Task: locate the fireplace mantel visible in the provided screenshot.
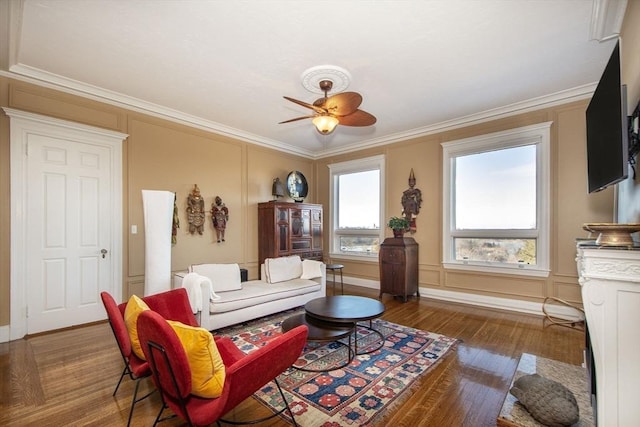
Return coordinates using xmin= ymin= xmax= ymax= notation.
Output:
xmin=576 ymin=242 xmax=640 ymax=426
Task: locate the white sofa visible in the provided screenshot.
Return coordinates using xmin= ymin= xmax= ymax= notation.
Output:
xmin=177 ymin=256 xmax=326 ymax=331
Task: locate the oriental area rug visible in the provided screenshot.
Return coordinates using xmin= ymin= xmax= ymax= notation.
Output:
xmin=216 ymin=307 xmax=458 ymax=426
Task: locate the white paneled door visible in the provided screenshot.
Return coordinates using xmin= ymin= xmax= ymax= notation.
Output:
xmin=26 ymin=135 xmax=113 ymax=333
xmin=6 ymin=108 xmax=125 ymax=338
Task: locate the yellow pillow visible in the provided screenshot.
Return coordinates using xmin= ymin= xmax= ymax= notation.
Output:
xmin=167 ymin=321 xmax=226 ymax=398
xmin=124 ymin=295 xmax=150 ymax=360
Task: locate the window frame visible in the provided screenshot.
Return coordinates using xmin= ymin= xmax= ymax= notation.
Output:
xmin=328 ymin=155 xmax=385 ymax=261
xmin=441 ymin=122 xmax=552 ymax=277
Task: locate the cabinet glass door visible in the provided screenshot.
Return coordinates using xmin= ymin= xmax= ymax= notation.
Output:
xmin=291 ymin=210 xmax=302 ymax=236
xmin=278 ymin=224 xmax=289 ymax=252
xmin=302 ymin=210 xmax=311 ymax=236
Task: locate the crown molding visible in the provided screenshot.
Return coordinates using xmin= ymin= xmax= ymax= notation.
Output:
xmin=1 ymin=65 xmax=315 ymax=158
xmin=0 ymin=0 xmax=623 ymax=160
xmin=590 ymin=0 xmax=628 ymax=42
xmin=0 ymin=0 xmax=23 ymax=71
xmin=3 ymin=65 xmax=595 ymax=161
xmin=315 ymin=83 xmax=595 ymax=158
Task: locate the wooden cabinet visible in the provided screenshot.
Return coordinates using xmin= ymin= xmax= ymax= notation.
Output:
xmin=379 ymin=237 xmax=419 ymax=302
xmin=258 ymin=201 xmax=323 ymax=271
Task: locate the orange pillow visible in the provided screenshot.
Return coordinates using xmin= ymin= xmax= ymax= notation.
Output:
xmin=167 ymin=321 xmax=226 ymax=398
xmin=124 ymin=295 xmax=150 ymax=360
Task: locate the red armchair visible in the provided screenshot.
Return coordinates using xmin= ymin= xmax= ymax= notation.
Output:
xmin=137 ymin=309 xmax=308 ymax=427
xmin=101 ymin=288 xmax=200 ymax=426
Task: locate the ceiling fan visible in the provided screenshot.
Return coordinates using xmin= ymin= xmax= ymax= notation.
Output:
xmin=279 ymin=79 xmax=376 ymax=135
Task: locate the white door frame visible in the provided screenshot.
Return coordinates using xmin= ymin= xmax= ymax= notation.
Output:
xmin=4 ymin=107 xmax=126 ymax=340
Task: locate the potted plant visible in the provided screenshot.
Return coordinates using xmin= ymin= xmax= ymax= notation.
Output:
xmin=387 ymin=216 xmax=409 ymax=238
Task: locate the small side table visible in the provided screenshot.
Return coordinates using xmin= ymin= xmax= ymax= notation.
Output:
xmin=326 ymin=264 xmax=344 ymax=295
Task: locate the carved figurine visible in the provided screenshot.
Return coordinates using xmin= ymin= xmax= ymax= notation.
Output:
xmin=401 ymin=169 xmax=422 ymax=233
xmin=211 ymin=196 xmax=229 ymax=243
xmin=186 ymin=184 xmax=205 ymax=235
xmin=172 ymin=192 xmax=179 ymax=244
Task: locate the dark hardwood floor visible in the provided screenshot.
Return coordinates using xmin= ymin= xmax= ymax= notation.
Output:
xmin=0 ymin=285 xmax=585 ymax=426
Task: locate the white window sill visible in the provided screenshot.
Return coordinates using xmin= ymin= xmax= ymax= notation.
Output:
xmin=442 ymin=262 xmax=550 ymax=278
xmin=329 ymin=252 xmax=379 ymax=263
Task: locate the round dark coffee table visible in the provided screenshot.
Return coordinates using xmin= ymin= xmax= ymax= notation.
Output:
xmin=305 ymin=295 xmax=386 ymax=355
xmin=281 ymin=313 xmax=355 ymax=371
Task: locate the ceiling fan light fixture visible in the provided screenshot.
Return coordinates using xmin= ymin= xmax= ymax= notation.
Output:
xmin=312 ymin=115 xmax=339 ymax=135
xmin=281 ymin=67 xmax=375 ymax=133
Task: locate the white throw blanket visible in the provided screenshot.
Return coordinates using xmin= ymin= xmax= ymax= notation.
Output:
xmin=181 ymin=272 xmax=221 ymax=313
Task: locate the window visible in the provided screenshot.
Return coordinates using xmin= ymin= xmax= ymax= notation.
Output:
xmin=329 ymin=155 xmax=385 ymax=259
xmin=442 ymin=122 xmax=551 ymax=276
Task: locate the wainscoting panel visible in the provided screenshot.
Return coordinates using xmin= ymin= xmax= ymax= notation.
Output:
xmin=444 ymin=270 xmax=546 ymax=299
xmin=419 ymin=266 xmax=441 ymax=287
xmin=552 ymin=279 xmax=583 ymax=304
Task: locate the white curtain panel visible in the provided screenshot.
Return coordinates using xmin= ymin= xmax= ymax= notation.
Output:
xmin=142 ymin=190 xmax=175 ymax=296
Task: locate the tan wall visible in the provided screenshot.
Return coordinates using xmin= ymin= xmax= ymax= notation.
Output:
xmin=0 ymin=78 xmax=313 ymax=326
xmin=316 ymin=102 xmax=613 ymax=305
xmin=0 ymin=80 xmax=616 ymax=328
xmin=4 ymin=4 xmax=639 ymax=327
xmin=618 ymin=1 xmax=640 ymax=224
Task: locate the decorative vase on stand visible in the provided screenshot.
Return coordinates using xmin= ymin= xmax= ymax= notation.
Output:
xmin=393 ymin=229 xmax=405 ymax=238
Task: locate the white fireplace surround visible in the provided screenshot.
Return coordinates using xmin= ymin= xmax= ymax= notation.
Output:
xmin=576 ymin=243 xmax=640 ymax=427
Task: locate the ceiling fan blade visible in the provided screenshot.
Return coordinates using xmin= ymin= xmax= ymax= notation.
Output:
xmin=325 ymin=92 xmax=363 ymax=116
xmin=278 ymin=115 xmax=315 ymax=124
xmin=283 ymin=96 xmax=326 ymax=114
xmin=337 ymin=109 xmax=377 ymax=126
xmin=313 ymin=97 xmax=328 ymax=108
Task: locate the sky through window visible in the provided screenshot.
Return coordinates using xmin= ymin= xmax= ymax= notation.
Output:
xmin=338 ymin=170 xmax=380 ymax=229
xmin=455 ymin=144 xmax=536 ymax=230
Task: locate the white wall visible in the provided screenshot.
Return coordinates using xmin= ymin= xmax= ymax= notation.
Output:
xmin=617 ymin=2 xmax=640 ymax=227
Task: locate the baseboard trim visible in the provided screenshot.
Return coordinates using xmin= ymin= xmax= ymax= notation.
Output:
xmin=344 ymin=275 xmax=584 ymax=322
xmin=0 ymin=325 xmax=10 ymax=343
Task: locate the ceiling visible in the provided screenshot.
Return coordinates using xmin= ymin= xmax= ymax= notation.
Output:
xmin=0 ymin=0 xmax=628 ymax=158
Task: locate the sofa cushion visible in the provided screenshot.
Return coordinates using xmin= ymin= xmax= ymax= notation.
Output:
xmin=124 ymin=295 xmax=150 ymax=360
xmin=208 ymin=278 xmax=320 ymax=314
xmin=167 ymin=320 xmax=226 ymax=398
xmin=190 ymin=263 xmax=242 ymax=292
xmin=300 ymin=259 xmax=323 ymax=279
xmin=264 ymin=256 xmax=302 ymax=283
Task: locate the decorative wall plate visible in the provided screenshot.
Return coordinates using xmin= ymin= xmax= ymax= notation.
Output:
xmin=583 ymin=223 xmax=640 ymax=246
xmin=286 ymin=171 xmax=308 ymax=202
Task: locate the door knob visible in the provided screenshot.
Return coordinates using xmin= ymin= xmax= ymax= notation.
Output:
xmin=101 ymin=249 xmax=108 ymax=259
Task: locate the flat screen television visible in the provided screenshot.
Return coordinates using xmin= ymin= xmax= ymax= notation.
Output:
xmin=586 ymin=40 xmax=629 ymax=193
